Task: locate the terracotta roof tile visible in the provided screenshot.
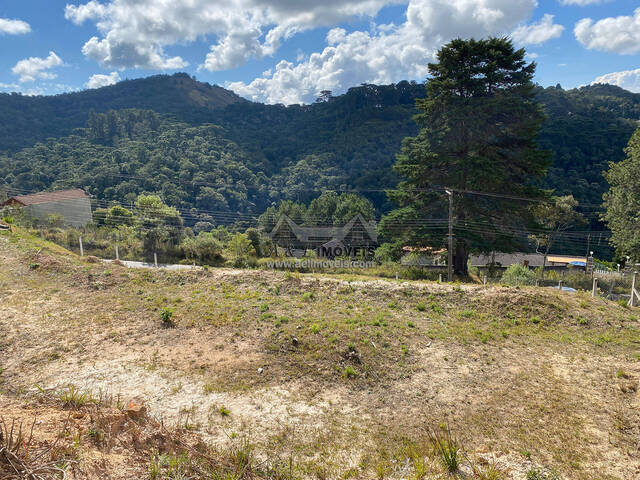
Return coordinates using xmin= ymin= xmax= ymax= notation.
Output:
xmin=5 ymin=189 xmax=89 ymax=206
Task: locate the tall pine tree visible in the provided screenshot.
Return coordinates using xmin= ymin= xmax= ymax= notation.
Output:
xmin=381 ymin=37 xmax=550 ymax=274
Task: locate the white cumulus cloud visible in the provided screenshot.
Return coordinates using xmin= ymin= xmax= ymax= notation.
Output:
xmin=64 ymin=0 xmax=397 ymax=70
xmin=559 ymin=0 xmax=601 ymax=5
xmin=0 ymin=18 xmax=31 ymax=35
xmin=86 ymin=71 xmax=121 ymax=89
xmin=12 ymin=52 xmax=64 ymax=83
xmin=229 ymin=0 xmax=538 ymax=104
xmin=592 ymin=68 xmax=640 ymax=93
xmin=575 ymin=7 xmax=640 ymax=55
xmin=511 ymin=14 xmax=564 ymax=45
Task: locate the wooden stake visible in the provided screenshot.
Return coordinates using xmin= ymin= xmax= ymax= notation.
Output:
xmin=79 ymin=236 xmax=84 ymax=257
xmin=629 ymin=272 xmax=638 ymax=307
xmin=154 ymin=252 xmax=158 ymax=268
xmin=592 ymin=277 xmax=598 ymax=297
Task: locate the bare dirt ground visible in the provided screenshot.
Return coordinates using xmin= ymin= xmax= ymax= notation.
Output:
xmin=1 ymin=231 xmax=639 ymax=479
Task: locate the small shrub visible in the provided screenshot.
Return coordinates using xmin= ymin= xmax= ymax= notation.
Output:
xmin=416 ymin=302 xmax=426 ymax=312
xmin=219 ymin=405 xmax=230 ymax=417
xmin=160 ymin=307 xmax=175 ymax=328
xmin=501 ymin=264 xmax=537 ymax=287
xmin=343 ymin=366 xmax=357 ymax=378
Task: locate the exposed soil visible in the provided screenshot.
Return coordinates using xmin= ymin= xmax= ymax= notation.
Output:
xmin=1 ymin=232 xmax=639 ymax=479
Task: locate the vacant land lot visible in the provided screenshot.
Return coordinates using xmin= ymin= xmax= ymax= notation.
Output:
xmin=1 ymin=230 xmax=639 ymax=479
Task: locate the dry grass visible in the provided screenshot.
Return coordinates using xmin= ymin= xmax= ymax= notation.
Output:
xmin=1 ymin=229 xmax=639 ymax=479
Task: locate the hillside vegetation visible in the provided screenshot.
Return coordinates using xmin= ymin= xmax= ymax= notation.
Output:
xmin=1 ymin=228 xmax=639 ymax=479
xmin=1 ymin=74 xmax=640 ymax=214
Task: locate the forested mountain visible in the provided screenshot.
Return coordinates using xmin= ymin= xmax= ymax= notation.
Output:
xmin=0 ymin=73 xmax=243 ymax=152
xmin=1 ymin=73 xmax=639 ymax=218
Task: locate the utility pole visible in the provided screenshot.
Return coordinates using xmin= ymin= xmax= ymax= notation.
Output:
xmin=446 ymin=189 xmax=453 ymax=282
xmin=585 ymin=234 xmax=591 ymax=259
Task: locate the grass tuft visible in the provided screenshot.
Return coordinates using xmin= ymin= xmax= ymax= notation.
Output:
xmin=428 ymin=425 xmax=460 ymax=472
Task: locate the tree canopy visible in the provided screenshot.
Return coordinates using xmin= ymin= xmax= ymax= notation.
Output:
xmin=602 ymin=126 xmax=640 ymax=262
xmin=381 ymin=37 xmax=550 ymax=273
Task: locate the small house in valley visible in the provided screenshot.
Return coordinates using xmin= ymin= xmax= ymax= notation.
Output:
xmin=2 ymin=189 xmax=92 ymax=227
xmin=470 ymin=252 xmax=589 ymax=271
xmin=270 ymin=214 xmax=378 ymax=257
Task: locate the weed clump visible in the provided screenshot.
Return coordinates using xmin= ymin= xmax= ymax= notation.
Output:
xmin=59 ymin=385 xmax=92 ymax=408
xmin=160 ymin=307 xmax=175 ymax=328
xmin=428 ymin=425 xmax=459 ymax=472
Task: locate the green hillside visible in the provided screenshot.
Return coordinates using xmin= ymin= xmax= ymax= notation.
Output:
xmin=1 ymin=73 xmax=639 ymax=215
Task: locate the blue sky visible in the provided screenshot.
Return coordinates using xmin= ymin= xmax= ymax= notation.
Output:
xmin=1 ymin=0 xmax=639 ymax=103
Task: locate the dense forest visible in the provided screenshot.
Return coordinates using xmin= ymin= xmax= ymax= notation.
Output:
xmin=1 ymin=73 xmax=639 ymax=220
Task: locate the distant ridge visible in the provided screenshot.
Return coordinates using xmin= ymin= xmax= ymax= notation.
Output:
xmin=0 ymin=73 xmax=245 ymax=151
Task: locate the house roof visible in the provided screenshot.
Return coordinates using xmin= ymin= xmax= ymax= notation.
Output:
xmin=3 ymin=189 xmax=89 ymax=206
xmin=270 ymin=214 xmax=377 ymax=243
xmin=402 ymin=246 xmax=447 ymax=254
xmin=471 ymin=252 xmax=587 ymax=267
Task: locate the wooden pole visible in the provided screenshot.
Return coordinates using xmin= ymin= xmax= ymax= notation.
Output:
xmin=558 ymin=279 xmax=563 ymax=291
xmin=115 ymin=244 xmax=119 ymax=261
xmin=629 ymin=272 xmax=638 ymax=307
xmin=154 ymin=252 xmax=158 ymax=268
xmin=446 ymin=189 xmax=453 ymax=282
xmin=592 ymin=277 xmax=598 ymax=297
xmin=79 ymin=236 xmax=84 ymax=257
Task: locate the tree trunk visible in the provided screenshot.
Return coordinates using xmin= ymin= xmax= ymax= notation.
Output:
xmin=454 ymin=241 xmax=469 ymax=275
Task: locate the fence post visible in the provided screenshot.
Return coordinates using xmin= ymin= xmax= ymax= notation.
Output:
xmin=154 ymin=252 xmax=158 ymax=268
xmin=79 ymin=236 xmax=84 ymax=257
xmin=439 ymin=273 xmax=442 ymax=283
xmin=629 ymin=272 xmax=638 ymax=307
xmin=115 ymin=244 xmax=119 ymax=261
xmin=592 ymin=277 xmax=598 ymax=297
xmin=558 ymin=279 xmax=563 ymax=291
xmin=483 ymin=274 xmax=487 ymax=286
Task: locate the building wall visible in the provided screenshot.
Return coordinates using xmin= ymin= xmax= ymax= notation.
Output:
xmin=26 ymin=197 xmax=92 ymax=227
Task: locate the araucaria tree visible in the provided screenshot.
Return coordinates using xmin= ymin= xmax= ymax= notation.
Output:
xmin=602 ymin=127 xmax=640 ymax=262
xmin=381 ymin=37 xmax=550 ymax=274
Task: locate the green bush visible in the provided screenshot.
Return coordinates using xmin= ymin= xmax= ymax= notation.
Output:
xmin=226 ymin=233 xmax=257 ymax=268
xmin=160 ymin=307 xmax=175 ymax=328
xmin=181 ymin=232 xmax=226 ymax=266
xmin=501 ymin=264 xmax=537 ymax=286
xmin=374 ymin=242 xmax=403 ymax=263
